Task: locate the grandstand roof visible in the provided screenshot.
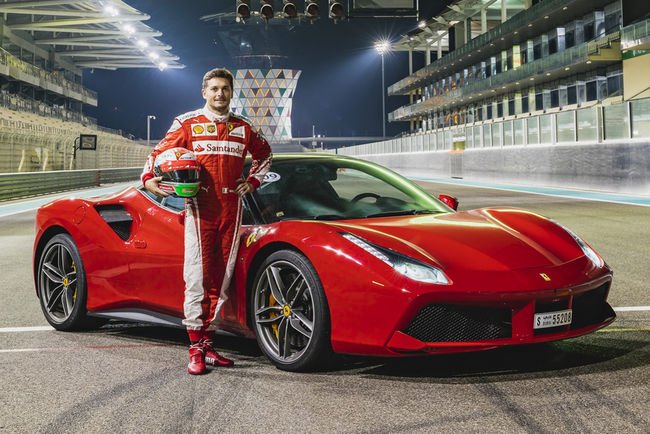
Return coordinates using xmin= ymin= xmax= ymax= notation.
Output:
xmin=393 ymin=0 xmax=527 ymax=53
xmin=0 ymin=0 xmax=183 ymax=70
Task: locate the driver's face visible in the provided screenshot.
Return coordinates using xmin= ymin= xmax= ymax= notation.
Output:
xmin=202 ymin=77 xmax=232 ymax=115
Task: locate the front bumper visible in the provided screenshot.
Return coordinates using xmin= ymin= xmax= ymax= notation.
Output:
xmin=385 ymin=279 xmax=616 ymax=354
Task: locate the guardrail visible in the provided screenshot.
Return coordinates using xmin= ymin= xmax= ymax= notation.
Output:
xmin=0 ymin=167 xmax=141 ymax=202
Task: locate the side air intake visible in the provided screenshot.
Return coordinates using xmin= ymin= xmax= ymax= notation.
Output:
xmin=95 ymin=205 xmax=133 ymax=241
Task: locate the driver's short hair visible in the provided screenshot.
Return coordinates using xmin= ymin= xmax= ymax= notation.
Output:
xmin=202 ymin=68 xmax=234 ymax=90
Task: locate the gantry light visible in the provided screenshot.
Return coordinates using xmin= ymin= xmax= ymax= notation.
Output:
xmin=305 ymin=0 xmax=319 ymax=19
xmin=236 ymin=0 xmax=251 ymax=20
xmin=328 ymin=0 xmax=344 ymax=20
xmin=260 ymin=0 xmax=274 ymax=19
xmin=283 ymin=1 xmax=297 ymax=18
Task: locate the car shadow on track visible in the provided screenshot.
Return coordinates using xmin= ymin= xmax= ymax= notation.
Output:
xmin=84 ymin=322 xmax=648 ymax=380
xmin=88 ymin=321 xmax=264 ymax=356
xmin=337 ymin=331 xmax=650 ymax=383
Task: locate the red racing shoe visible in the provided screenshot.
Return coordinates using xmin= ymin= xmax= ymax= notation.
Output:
xmin=187 ymin=342 xmax=206 ymax=375
xmin=202 ymin=339 xmax=234 ymax=367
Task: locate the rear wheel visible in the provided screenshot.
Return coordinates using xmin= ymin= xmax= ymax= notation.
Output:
xmin=37 ymin=233 xmax=97 ymax=331
xmin=250 ymin=250 xmax=333 ymax=371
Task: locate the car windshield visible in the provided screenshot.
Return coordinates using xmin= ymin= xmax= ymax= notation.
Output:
xmin=249 ymin=157 xmax=450 ymax=223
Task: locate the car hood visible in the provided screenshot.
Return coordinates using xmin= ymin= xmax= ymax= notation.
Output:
xmin=326 ymin=207 xmax=585 ymax=271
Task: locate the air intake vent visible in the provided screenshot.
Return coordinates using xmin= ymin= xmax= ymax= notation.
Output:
xmin=404 ymin=304 xmax=511 ymax=342
xmin=95 ymin=205 xmax=133 ymax=241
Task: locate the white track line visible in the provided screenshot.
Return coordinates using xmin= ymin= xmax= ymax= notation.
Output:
xmin=0 ymin=326 xmax=54 ymax=333
xmin=613 ymin=306 xmax=650 ymax=312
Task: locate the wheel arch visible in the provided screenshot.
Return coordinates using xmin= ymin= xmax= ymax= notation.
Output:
xmin=244 ymin=241 xmax=320 ymax=330
xmin=33 ymin=225 xmax=71 ymax=295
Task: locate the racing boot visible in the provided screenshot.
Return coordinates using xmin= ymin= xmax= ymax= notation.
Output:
xmin=187 ymin=342 xmax=206 ymax=375
xmin=202 ymin=339 xmax=234 ymax=367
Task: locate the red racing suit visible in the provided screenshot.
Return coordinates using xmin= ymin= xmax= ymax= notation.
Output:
xmin=142 ymin=106 xmax=272 ymax=341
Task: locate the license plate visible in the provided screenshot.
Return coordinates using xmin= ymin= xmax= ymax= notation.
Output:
xmin=534 ymin=309 xmax=572 ymax=329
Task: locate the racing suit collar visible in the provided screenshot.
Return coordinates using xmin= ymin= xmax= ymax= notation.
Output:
xmin=202 ymin=105 xmax=230 ymax=123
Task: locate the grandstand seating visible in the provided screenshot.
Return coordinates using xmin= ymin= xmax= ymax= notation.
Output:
xmin=0 ymin=96 xmax=150 ymax=173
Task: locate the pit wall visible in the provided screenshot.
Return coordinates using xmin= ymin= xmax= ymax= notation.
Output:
xmin=343 ymin=141 xmax=650 ymax=196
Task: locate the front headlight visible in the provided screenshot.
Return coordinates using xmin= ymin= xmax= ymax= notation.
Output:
xmin=557 ymin=224 xmax=604 ymax=268
xmin=341 ymin=233 xmax=450 ymax=284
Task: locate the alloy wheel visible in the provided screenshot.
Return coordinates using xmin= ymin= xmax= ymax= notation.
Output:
xmin=253 ymin=260 xmax=315 ymax=363
xmin=39 ymin=242 xmax=78 ymax=324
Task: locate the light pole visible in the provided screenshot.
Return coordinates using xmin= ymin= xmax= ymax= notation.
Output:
xmin=146 ymin=114 xmax=156 ymax=147
xmin=374 ymin=40 xmax=391 ymax=138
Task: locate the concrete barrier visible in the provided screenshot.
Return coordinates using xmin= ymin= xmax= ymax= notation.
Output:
xmin=353 ymin=141 xmax=650 ymax=196
xmin=0 ymin=167 xmax=141 ymax=202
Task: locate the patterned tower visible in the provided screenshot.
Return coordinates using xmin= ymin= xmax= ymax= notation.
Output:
xmin=231 ymin=69 xmax=301 ymax=143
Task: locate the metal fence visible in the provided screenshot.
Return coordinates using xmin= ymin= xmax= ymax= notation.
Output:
xmin=0 ymin=168 xmax=141 ymax=202
xmin=340 ymin=96 xmax=650 ymax=156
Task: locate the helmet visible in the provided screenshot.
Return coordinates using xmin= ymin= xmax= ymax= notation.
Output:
xmin=153 ymin=148 xmax=200 ymax=197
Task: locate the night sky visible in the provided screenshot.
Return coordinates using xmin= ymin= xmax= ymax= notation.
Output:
xmin=84 ymin=1 xmax=448 ymax=141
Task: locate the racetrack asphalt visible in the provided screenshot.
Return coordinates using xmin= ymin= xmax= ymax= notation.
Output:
xmin=1 ymin=181 xmax=648 ymax=433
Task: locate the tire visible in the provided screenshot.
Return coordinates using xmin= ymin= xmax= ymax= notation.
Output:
xmin=250 ymin=249 xmax=334 ymax=371
xmin=37 ymin=233 xmax=97 ymax=331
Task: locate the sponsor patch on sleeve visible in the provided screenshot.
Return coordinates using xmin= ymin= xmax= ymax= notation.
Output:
xmin=229 ymin=125 xmax=246 ymax=139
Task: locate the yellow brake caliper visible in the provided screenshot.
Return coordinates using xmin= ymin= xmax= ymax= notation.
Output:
xmin=71 ymin=261 xmax=77 ymax=302
xmin=269 ymin=292 xmax=279 ymax=338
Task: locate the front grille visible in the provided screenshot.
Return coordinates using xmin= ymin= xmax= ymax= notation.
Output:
xmin=404 ymin=304 xmax=511 ymax=342
xmin=571 ymin=283 xmax=615 ymax=329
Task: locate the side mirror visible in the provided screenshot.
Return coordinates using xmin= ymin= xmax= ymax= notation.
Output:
xmin=178 ymin=210 xmax=186 ymax=225
xmin=438 ymin=194 xmax=459 ymax=211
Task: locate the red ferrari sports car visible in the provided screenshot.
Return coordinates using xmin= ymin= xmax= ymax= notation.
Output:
xmin=33 ymin=154 xmax=615 ymax=371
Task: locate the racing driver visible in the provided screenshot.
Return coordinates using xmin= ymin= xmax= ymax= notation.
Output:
xmin=142 ymin=68 xmax=272 ymax=375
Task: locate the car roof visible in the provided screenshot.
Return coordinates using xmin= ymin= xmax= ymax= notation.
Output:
xmin=247 ymin=153 xmax=356 ymax=164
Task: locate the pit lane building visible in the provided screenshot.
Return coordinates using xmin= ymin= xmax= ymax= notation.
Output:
xmin=341 ymin=0 xmax=650 ymax=194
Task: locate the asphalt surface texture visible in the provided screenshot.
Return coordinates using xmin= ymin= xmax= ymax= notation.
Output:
xmin=1 ymin=182 xmax=648 ymax=434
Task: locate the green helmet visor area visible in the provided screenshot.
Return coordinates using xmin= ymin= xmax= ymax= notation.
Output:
xmin=160 ymin=181 xmax=200 ymax=198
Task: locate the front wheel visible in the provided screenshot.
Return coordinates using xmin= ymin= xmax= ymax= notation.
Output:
xmin=250 ymin=249 xmax=333 ymax=371
xmin=37 ymin=233 xmax=95 ymax=331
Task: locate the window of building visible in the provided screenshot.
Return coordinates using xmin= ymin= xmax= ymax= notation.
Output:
xmin=568 ymin=85 xmax=577 ymax=105
xmin=527 ymin=117 xmax=540 ymax=144
xmin=604 ymin=103 xmax=629 ymax=140
xmin=631 ymin=99 xmax=650 ymax=138
xmin=607 ymin=72 xmax=623 ymax=97
xmin=586 ymin=80 xmax=598 ymax=101
xmin=535 ymin=92 xmax=544 ymax=111
xmin=522 ymin=94 xmax=529 ymax=113
xmin=551 ymin=89 xmax=560 ymax=108
xmin=483 ymin=124 xmax=492 ymax=146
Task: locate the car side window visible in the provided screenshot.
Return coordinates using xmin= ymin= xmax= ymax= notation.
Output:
xmin=162 ymin=196 xmax=185 ymax=212
xmin=141 ymin=188 xmax=163 ymax=205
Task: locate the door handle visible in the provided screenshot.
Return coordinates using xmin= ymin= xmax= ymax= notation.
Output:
xmin=133 ymin=239 xmax=147 ymax=249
